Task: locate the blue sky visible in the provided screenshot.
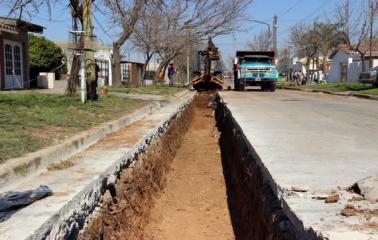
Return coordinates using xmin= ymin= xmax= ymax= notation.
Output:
xmin=0 ymin=0 xmax=353 ymax=62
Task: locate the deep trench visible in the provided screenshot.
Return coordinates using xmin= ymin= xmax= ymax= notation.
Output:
xmin=78 ymin=92 xmax=317 ymax=240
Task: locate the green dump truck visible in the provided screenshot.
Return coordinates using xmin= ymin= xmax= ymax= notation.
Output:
xmin=233 ymin=51 xmax=278 ymax=91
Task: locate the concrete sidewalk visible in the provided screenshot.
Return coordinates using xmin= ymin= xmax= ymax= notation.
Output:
xmin=0 ymin=91 xmax=195 ymax=240
xmin=219 ymin=90 xmax=378 ymax=240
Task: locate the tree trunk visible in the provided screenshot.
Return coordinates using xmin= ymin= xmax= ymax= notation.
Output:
xmin=154 ymin=62 xmax=170 ymax=85
xmin=112 ymin=43 xmax=123 ymax=87
xmin=142 ymin=53 xmax=154 ymax=83
xmin=83 ymin=0 xmax=97 ymax=101
xmin=360 ymin=53 xmax=366 ymax=72
xmin=66 ymin=55 xmax=80 ymax=96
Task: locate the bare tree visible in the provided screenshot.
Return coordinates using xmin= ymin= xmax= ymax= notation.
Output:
xmin=133 ymin=0 xmax=252 ymax=83
xmin=289 ymin=23 xmax=317 ymax=80
xmin=334 ymin=0 xmax=378 ymax=71
xmin=0 ymin=0 xmax=55 ymax=18
xmin=278 ymin=47 xmax=290 ymax=75
xmin=132 ymin=5 xmax=160 ymax=81
xmin=290 ymin=21 xmax=344 ymax=82
xmin=66 ymin=0 xmax=83 ymax=96
xmin=101 ymin=0 xmax=148 ymax=87
xmin=247 ymin=30 xmax=271 ymax=51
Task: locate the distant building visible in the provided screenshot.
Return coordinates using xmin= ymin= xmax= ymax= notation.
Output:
xmin=327 ymin=44 xmax=378 ymax=83
xmin=56 ymin=41 xmax=145 ymax=87
xmin=0 ymin=17 xmax=43 ymax=90
xmin=289 ymin=56 xmax=330 ymax=81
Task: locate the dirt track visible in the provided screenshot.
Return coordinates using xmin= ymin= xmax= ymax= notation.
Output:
xmin=143 ymin=94 xmax=234 ymax=239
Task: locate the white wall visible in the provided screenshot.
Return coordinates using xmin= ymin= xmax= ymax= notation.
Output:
xmin=367 ymin=59 xmax=378 ymax=69
xmin=327 ymin=51 xmax=348 ymax=83
xmin=326 ymin=51 xmax=368 ymax=83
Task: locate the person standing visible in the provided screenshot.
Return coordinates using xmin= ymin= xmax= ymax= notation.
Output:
xmin=167 ymin=62 xmax=175 ymax=87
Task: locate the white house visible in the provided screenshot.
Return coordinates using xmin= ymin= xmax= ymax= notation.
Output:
xmin=327 ymin=44 xmax=378 ymax=83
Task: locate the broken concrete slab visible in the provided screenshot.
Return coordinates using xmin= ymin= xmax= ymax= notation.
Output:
xmin=349 ymin=175 xmax=378 ymax=202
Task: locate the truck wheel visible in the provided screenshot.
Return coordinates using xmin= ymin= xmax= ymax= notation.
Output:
xmin=239 ymin=81 xmax=245 ymax=91
xmin=270 ymin=82 xmax=276 ymax=92
xmin=261 ymin=82 xmax=266 ymax=92
xmin=234 ymin=80 xmax=239 ymax=91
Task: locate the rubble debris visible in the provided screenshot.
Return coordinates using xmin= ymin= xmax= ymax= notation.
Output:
xmin=291 ymin=185 xmax=309 ymax=192
xmin=341 ymin=208 xmax=356 ymax=217
xmin=348 ymin=196 xmax=365 ymax=202
xmin=0 ymin=185 xmax=52 ymax=222
xmin=348 ymin=175 xmax=378 ymax=202
xmin=325 ymin=194 xmax=340 ymax=203
xmin=341 ymin=204 xmax=356 ymax=217
xmin=312 ymin=194 xmax=328 ymax=200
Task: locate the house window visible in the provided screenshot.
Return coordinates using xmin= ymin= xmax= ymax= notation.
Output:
xmin=13 ymin=45 xmax=21 ymax=75
xmin=5 ymin=44 xmax=13 ymax=75
xmin=4 ymin=41 xmax=23 ymax=89
xmin=95 ymin=59 xmax=109 ymax=85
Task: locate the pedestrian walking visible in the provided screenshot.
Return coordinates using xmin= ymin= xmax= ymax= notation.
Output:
xmin=297 ymin=70 xmax=303 ymax=86
xmin=167 ymin=62 xmax=176 ymax=87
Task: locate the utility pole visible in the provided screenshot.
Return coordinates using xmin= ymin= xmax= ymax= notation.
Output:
xmin=187 ymin=47 xmax=190 ymax=85
xmin=369 ymin=0 xmax=374 ymax=70
xmin=272 ymin=15 xmax=277 ymax=56
xmin=83 ymin=0 xmax=97 ymax=101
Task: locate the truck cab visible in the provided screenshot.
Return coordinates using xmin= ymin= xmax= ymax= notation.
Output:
xmin=233 ymin=51 xmax=278 ymax=91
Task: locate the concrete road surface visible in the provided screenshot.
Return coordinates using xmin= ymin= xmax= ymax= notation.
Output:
xmin=220 ymin=90 xmax=378 ymax=239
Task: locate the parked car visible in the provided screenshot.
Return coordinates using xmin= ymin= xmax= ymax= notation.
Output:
xmin=359 ymin=67 xmax=378 ymax=87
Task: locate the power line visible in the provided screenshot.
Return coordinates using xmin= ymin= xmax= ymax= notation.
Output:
xmin=277 ymin=0 xmax=331 ymax=35
xmin=279 ymin=0 xmax=306 ymax=18
xmin=92 ymin=12 xmax=114 ymax=42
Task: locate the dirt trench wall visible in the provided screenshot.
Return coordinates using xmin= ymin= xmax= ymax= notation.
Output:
xmin=77 ymin=98 xmax=194 ymax=240
xmin=215 ymin=95 xmax=322 ymax=240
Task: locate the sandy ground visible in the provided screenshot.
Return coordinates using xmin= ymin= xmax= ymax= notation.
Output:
xmin=143 ymin=94 xmax=234 ymax=240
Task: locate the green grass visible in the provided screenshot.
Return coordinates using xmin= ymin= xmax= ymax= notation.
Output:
xmin=283 ymin=82 xmax=378 ymax=96
xmin=289 ymin=83 xmax=374 ymax=92
xmin=108 ymin=85 xmax=187 ymax=96
xmin=358 ymin=88 xmax=378 ymax=96
xmin=0 ymin=93 xmax=148 ymax=162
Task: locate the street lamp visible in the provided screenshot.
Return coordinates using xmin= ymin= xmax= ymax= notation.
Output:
xmin=246 ymin=19 xmax=271 ymax=37
xmin=246 ymin=19 xmax=272 ymax=49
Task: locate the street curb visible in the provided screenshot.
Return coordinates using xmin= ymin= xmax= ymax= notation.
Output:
xmin=283 ymin=87 xmax=378 ymax=101
xmin=0 ymin=90 xmax=191 ymax=190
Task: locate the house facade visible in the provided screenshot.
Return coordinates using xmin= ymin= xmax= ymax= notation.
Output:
xmin=0 ymin=17 xmax=43 ymax=90
xmin=327 ymin=45 xmax=378 ymax=83
xmin=56 ymin=41 xmax=145 ymax=87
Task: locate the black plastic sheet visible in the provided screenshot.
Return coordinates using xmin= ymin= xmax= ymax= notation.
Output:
xmin=0 ymin=185 xmax=52 ymax=222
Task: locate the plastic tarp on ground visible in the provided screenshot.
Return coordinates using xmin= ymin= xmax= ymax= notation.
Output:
xmin=0 ymin=185 xmax=52 ymax=222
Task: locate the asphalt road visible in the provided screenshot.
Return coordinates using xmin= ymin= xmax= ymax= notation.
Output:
xmin=219 ymin=89 xmax=378 ymax=239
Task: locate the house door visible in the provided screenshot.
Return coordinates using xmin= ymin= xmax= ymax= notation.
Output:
xmin=4 ymin=41 xmax=23 ymax=89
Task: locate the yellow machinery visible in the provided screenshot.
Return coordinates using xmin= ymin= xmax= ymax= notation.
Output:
xmin=192 ymin=38 xmax=224 ymax=90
